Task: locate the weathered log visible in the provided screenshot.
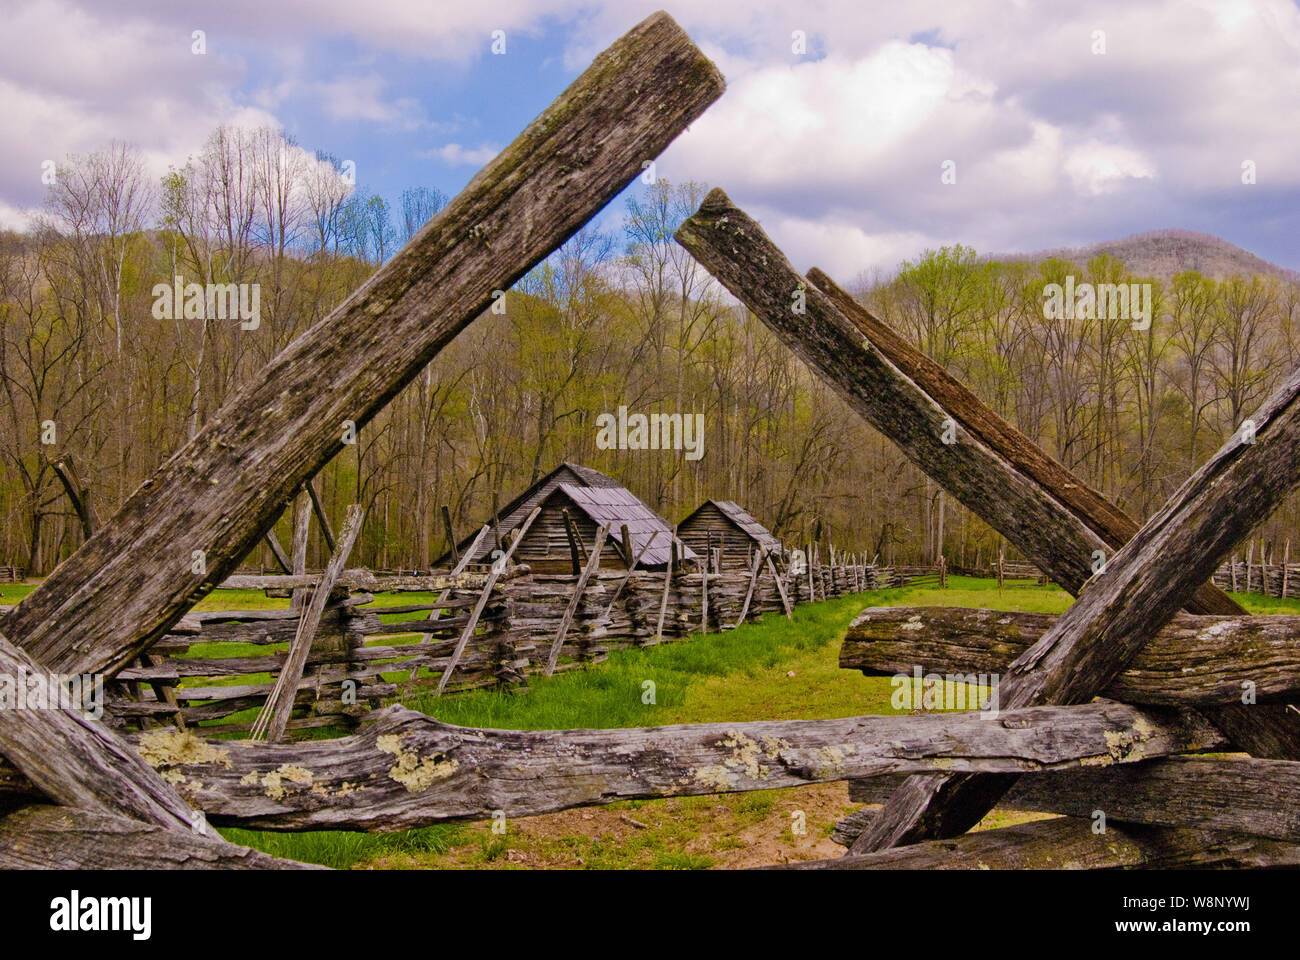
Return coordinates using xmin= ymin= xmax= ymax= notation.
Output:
xmin=6 ymin=12 xmax=726 ymax=678
xmin=836 ymin=756 xmax=1300 ymax=845
xmin=675 ymin=191 xmax=1106 ymax=601
xmin=779 ymin=816 xmax=1300 ymax=870
xmin=307 ymin=479 xmax=336 ymax=554
xmin=853 ymin=356 xmax=1300 ymax=852
xmin=0 ymin=632 xmax=193 ymax=829
xmin=218 ymin=570 xmax=490 ymax=592
xmin=842 ymin=606 xmax=1300 ymax=706
xmin=0 ymin=805 xmax=318 ymax=870
xmin=809 ymin=270 xmax=1242 ymax=617
xmin=119 ymin=701 xmax=1222 ymax=831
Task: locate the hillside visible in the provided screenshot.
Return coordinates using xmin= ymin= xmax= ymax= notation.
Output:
xmin=999 ymin=229 xmax=1298 ymax=283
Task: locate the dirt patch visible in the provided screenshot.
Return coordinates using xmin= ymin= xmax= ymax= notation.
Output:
xmin=695 ymin=782 xmax=854 ymax=868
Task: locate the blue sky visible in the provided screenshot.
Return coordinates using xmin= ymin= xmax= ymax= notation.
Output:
xmin=2 ymin=0 xmax=1298 ymax=277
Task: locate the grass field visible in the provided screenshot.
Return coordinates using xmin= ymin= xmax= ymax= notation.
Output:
xmin=213 ymin=576 xmax=1299 ymax=869
xmin=9 ymin=575 xmax=1294 ymax=868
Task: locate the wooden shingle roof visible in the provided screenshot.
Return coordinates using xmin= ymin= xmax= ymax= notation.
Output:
xmin=444 ymin=462 xmax=622 ymax=564
xmin=442 ymin=462 xmax=690 ymax=566
xmin=681 ymin=499 xmax=781 ymax=552
xmin=555 ymin=483 xmax=696 ymax=567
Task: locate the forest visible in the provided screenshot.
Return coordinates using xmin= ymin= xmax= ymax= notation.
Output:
xmin=2 ymin=127 xmax=1298 ymax=575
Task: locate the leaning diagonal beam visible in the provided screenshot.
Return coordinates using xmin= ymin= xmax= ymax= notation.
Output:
xmin=675 ymin=189 xmax=1300 ymax=851
xmin=0 ymin=632 xmax=197 ymax=829
xmin=5 ymin=11 xmax=725 ymax=677
xmin=105 ymin=702 xmax=1220 ymax=832
xmin=0 ymin=805 xmax=319 ymax=870
xmin=674 ymin=190 xmax=1107 ymax=601
xmin=808 ymin=269 xmax=1242 ymax=616
xmin=852 ymin=358 xmax=1300 ymax=852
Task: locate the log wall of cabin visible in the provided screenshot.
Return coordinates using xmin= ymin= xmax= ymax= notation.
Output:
xmin=678 ymin=504 xmax=761 ymax=568
xmin=514 ymin=505 xmax=630 ymax=574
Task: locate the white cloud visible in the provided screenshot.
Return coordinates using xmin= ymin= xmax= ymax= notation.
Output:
xmin=2 ymin=0 xmax=1298 ymax=268
xmin=1064 ymin=142 xmax=1157 ymax=196
xmin=430 ymin=143 xmax=500 ymax=166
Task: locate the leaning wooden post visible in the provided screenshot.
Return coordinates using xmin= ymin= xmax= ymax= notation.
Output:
xmin=252 ymin=504 xmax=364 ymax=742
xmin=601 ymin=530 xmax=658 ymax=619
xmin=767 ymin=552 xmax=794 ymax=620
xmin=305 ymin=479 xmax=336 ymax=554
xmin=437 ymin=508 xmax=541 ymax=695
xmin=441 ymin=505 xmax=459 ymax=567
xmin=5 ymin=12 xmax=725 ymax=678
xmin=544 ymin=525 xmax=609 ymax=676
xmin=619 ymin=524 xmax=634 ymax=567
xmin=289 ymin=490 xmax=312 ymax=612
xmin=1284 ymin=540 xmax=1291 ymax=599
xmin=852 ymin=364 xmax=1300 ymax=853
xmin=51 ymin=454 xmax=97 ymax=541
xmin=263 ymin=528 xmax=292 ymax=574
xmin=700 ymin=532 xmax=711 ymax=634
xmin=654 ymin=527 xmax=677 ymax=643
xmin=562 ymin=509 xmax=586 ymax=575
xmin=406 ymin=524 xmax=491 ymax=682
xmin=734 ymin=548 xmax=766 ymax=626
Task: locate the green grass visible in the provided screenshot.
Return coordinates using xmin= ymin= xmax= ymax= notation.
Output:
xmin=11 ymin=572 xmax=1294 ymax=868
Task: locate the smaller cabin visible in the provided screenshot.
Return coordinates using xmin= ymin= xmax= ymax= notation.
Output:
xmin=513 ymin=482 xmax=697 ymax=574
xmin=677 ymin=499 xmax=781 ymax=569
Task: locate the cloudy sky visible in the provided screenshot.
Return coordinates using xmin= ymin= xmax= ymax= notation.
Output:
xmin=3 ymin=0 xmax=1298 ymax=278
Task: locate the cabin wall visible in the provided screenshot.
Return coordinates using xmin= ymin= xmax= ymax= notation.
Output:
xmin=515 ymin=506 xmax=630 ymax=573
xmin=678 ymin=504 xmax=762 ymax=568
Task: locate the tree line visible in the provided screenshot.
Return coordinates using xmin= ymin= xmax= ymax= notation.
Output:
xmin=1 ymin=128 xmax=1297 ymax=575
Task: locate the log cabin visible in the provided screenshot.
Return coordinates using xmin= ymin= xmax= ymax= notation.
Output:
xmin=677 ymin=499 xmax=781 ymax=569
xmin=441 ymin=462 xmax=696 ymax=573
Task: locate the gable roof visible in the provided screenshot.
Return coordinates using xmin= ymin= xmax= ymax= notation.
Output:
xmin=551 ymin=483 xmax=696 ymax=567
xmin=680 ymin=499 xmax=781 ymax=552
xmin=441 ymin=462 xmax=676 ymax=565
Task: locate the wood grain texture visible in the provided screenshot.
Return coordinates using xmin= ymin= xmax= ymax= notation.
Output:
xmin=0 ymin=805 xmax=318 ymax=870
xmin=842 ymin=606 xmax=1300 ymax=706
xmin=0 ymin=632 xmax=194 ymax=829
xmin=836 ymin=756 xmax=1300 ymax=844
xmin=5 ymin=11 xmax=726 ymax=679
xmin=853 ymin=352 xmax=1300 ymax=852
xmin=105 ymin=702 xmax=1223 ymax=832
xmin=674 ymin=189 xmax=1106 ymax=600
xmin=780 ymin=816 xmax=1300 ymax=870
xmin=809 ymin=270 xmax=1242 ymax=616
